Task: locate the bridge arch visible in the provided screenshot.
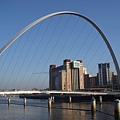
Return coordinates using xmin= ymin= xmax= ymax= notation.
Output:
xmin=0 ymin=11 xmax=120 ymax=82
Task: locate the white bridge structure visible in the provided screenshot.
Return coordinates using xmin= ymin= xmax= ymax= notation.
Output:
xmin=0 ymin=11 xmax=120 ymax=87
xmin=0 ymin=90 xmax=119 ymax=96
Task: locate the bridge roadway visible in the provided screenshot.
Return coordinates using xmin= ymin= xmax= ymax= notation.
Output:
xmin=0 ymin=90 xmax=119 ymax=96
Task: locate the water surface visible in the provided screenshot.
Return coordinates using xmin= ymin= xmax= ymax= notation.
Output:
xmin=0 ymin=97 xmax=115 ymax=120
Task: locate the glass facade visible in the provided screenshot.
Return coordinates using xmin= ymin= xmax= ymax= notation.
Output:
xmin=71 ymin=68 xmax=79 ymax=91
xmin=98 ymin=63 xmax=110 ymax=85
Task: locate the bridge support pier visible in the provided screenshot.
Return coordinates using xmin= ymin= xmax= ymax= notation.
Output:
xmin=91 ymin=97 xmax=96 ymax=112
xmin=114 ymin=99 xmax=120 ymax=120
xmin=8 ymin=98 xmax=10 ymax=106
xmin=51 ymin=96 xmax=54 ymax=102
xmin=99 ymin=96 xmax=102 ymax=104
xmin=69 ymin=96 xmax=72 ymax=103
xmin=24 ymin=98 xmax=26 ymax=107
xmin=91 ymin=97 xmax=96 ymax=119
xmin=52 ymin=96 xmax=54 ymax=102
xmin=48 ymin=98 xmax=52 ymax=109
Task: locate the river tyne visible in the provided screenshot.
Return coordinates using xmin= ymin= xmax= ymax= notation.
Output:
xmin=0 ymin=96 xmax=115 ymax=120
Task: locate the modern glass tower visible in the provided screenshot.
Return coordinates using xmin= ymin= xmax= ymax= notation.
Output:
xmin=98 ymin=63 xmax=111 ymax=86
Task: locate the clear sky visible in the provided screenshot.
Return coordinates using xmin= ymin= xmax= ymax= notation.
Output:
xmin=0 ymin=0 xmax=120 ymax=90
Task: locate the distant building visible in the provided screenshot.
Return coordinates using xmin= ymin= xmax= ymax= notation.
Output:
xmin=84 ymin=74 xmax=91 ymax=88
xmin=98 ymin=63 xmax=111 ymax=86
xmin=84 ymin=74 xmax=99 ymax=89
xmin=49 ymin=59 xmax=86 ymax=91
xmin=89 ymin=75 xmax=98 ymax=87
xmin=111 ymin=72 xmax=118 ymax=84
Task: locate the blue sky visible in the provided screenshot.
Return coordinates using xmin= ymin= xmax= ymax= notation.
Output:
xmin=0 ymin=0 xmax=120 ymax=90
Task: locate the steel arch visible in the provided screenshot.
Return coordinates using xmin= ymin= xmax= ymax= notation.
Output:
xmin=0 ymin=11 xmax=120 ymax=82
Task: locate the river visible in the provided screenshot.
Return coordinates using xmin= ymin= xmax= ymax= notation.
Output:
xmin=0 ymin=96 xmax=115 ymax=120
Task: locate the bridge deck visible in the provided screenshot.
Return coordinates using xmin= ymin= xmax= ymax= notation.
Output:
xmin=0 ymin=90 xmax=119 ymax=96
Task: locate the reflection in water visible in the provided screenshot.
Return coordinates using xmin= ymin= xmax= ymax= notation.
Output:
xmin=48 ymin=108 xmax=52 ymax=119
xmin=114 ymin=111 xmax=120 ymax=120
xmin=48 ymin=103 xmax=90 ymax=120
xmin=80 ymin=111 xmax=85 ymax=115
xmin=48 ymin=102 xmax=114 ymax=120
xmin=0 ymin=97 xmax=115 ymax=120
xmin=99 ymin=104 xmax=102 ymax=112
xmin=91 ymin=111 xmax=96 ymax=119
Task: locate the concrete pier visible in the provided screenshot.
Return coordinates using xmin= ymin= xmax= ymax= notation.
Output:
xmin=8 ymin=98 xmax=10 ymax=106
xmin=69 ymin=96 xmax=72 ymax=103
xmin=24 ymin=98 xmax=26 ymax=107
xmin=99 ymin=96 xmax=102 ymax=104
xmin=91 ymin=97 xmax=96 ymax=112
xmin=51 ymin=96 xmax=54 ymax=103
xmin=48 ymin=98 xmax=52 ymax=109
xmin=114 ymin=99 xmax=120 ymax=120
xmin=52 ymin=96 xmax=54 ymax=102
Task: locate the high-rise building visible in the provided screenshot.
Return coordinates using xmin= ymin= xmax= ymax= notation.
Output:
xmin=98 ymin=63 xmax=111 ymax=85
xmin=49 ymin=59 xmax=86 ymax=91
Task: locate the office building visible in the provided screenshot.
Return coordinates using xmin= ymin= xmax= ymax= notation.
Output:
xmin=98 ymin=63 xmax=111 ymax=85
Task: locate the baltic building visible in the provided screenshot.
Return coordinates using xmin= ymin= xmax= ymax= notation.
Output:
xmin=49 ymin=59 xmax=87 ymax=91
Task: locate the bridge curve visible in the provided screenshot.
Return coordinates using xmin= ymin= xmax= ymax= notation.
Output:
xmin=0 ymin=11 xmax=120 ymax=82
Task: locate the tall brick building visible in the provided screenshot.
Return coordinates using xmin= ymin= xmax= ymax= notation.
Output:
xmin=49 ymin=59 xmax=86 ymax=91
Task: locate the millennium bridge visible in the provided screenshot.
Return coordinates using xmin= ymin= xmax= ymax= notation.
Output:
xmin=0 ymin=90 xmax=119 ymax=96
